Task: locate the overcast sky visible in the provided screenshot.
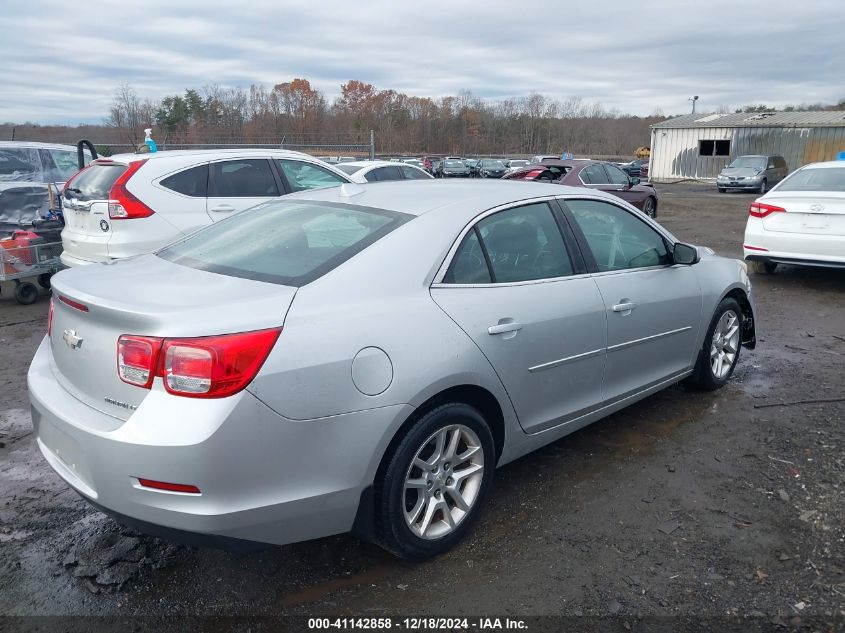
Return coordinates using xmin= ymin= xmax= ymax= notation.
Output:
xmin=1 ymin=0 xmax=843 ymax=124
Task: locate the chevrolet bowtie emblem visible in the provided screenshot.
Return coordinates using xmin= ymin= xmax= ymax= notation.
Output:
xmin=62 ymin=329 xmax=83 ymax=349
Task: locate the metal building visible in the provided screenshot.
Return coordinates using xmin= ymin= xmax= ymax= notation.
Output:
xmin=648 ymin=111 xmax=845 ymax=182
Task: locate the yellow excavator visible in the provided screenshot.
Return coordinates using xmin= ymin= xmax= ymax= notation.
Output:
xmin=634 ymin=146 xmax=651 ymax=158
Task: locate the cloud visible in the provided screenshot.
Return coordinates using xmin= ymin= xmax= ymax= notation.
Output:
xmin=1 ymin=0 xmax=843 ymax=124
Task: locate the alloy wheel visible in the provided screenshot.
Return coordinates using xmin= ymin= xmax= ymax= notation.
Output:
xmin=403 ymin=424 xmax=485 ymax=540
xmin=710 ymin=309 xmax=740 ymax=379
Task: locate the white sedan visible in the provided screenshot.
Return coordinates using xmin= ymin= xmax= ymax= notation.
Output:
xmin=335 ymin=160 xmax=432 ymax=183
xmin=743 ymin=160 xmax=845 ymax=273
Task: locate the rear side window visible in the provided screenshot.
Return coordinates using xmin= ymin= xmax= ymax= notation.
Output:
xmin=158 ymin=200 xmax=411 ymax=286
xmin=275 ymin=159 xmax=347 ymax=192
xmin=366 ymin=166 xmax=402 ymax=182
xmin=63 ymin=163 xmax=127 ymax=202
xmin=0 ymin=147 xmax=40 ymax=181
xmin=776 ymin=167 xmax=845 ymax=192
xmin=444 ymin=202 xmax=574 ymax=284
xmin=401 ymin=166 xmax=430 ymax=180
xmin=161 ymin=164 xmax=209 ymax=197
xmin=209 ymin=159 xmax=279 ymax=197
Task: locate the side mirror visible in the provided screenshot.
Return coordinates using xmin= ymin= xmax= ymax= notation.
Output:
xmin=630 ymin=177 xmax=641 ymax=186
xmin=673 ymin=242 xmax=700 ymax=265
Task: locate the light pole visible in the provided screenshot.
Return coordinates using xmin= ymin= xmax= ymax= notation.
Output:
xmin=689 ymin=95 xmax=699 ymax=114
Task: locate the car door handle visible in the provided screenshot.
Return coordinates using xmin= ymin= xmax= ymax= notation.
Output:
xmin=612 ymin=301 xmax=638 ymax=313
xmin=210 ymin=204 xmax=236 ymax=212
xmin=488 ymin=322 xmax=523 ymax=335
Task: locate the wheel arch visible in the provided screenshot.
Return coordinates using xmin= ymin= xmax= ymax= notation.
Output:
xmin=351 ymin=383 xmax=508 ymax=543
xmin=722 ymin=286 xmax=756 ymax=349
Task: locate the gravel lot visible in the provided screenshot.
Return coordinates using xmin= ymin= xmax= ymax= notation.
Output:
xmin=0 ymin=184 xmax=842 ymax=629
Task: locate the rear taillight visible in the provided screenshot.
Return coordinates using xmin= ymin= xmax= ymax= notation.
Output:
xmin=118 ymin=335 xmax=163 ymax=389
xmin=160 ymin=329 xmax=281 ymax=398
xmin=108 ymin=160 xmax=154 ymax=219
xmin=749 ymin=202 xmax=786 ymax=218
xmin=47 ymin=298 xmax=54 ymax=337
xmin=116 ymin=328 xmax=281 ymax=398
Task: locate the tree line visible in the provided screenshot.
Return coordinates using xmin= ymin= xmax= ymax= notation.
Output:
xmin=103 ymin=80 xmax=665 ymax=157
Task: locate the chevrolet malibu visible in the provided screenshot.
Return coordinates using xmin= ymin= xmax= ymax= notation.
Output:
xmin=29 ymin=181 xmax=757 ymax=560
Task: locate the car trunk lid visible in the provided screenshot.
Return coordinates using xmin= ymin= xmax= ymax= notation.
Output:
xmin=49 ymin=255 xmax=296 ymax=420
xmin=761 ymin=192 xmax=845 ymax=236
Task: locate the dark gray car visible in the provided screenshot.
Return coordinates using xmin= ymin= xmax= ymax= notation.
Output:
xmin=717 ymin=155 xmax=788 ymax=194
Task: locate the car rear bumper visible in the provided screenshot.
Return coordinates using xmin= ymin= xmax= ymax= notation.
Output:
xmin=744 ymin=218 xmax=845 ymax=265
xmin=59 ymin=250 xmax=104 ymax=267
xmin=28 ymin=337 xmax=411 ymax=547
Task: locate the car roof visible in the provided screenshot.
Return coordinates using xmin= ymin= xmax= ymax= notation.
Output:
xmin=103 ymin=148 xmax=318 ymax=163
xmin=282 ymin=179 xmax=623 ymax=219
xmin=0 ymin=140 xmax=81 ymax=151
xmin=796 ymin=160 xmax=845 ymax=170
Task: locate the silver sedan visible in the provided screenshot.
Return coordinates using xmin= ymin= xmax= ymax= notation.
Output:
xmin=28 ymin=180 xmax=757 ymax=559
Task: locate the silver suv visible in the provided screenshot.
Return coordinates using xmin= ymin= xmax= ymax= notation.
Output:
xmin=717 ymin=155 xmax=788 ymax=194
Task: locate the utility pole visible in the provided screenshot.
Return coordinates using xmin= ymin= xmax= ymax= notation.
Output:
xmin=369 ymin=130 xmax=375 ymax=160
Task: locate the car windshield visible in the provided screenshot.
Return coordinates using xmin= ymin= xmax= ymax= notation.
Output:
xmin=509 ymin=160 xmax=528 ymax=167
xmin=158 ymin=200 xmax=411 ymax=286
xmin=482 ymin=160 xmax=506 ymax=169
xmin=776 ymin=167 xmax=845 ymax=192
xmin=444 ymin=160 xmax=464 ymax=168
xmin=728 ymin=157 xmax=766 ymax=169
xmin=335 ymin=164 xmax=362 ymax=175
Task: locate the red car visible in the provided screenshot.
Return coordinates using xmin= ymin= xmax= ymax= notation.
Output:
xmin=503 ymin=159 xmax=658 ymax=217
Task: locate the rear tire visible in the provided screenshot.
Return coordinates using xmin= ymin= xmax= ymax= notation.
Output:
xmin=14 ymin=282 xmax=38 ymax=305
xmin=375 ymin=403 xmax=495 ymax=560
xmin=689 ymin=298 xmax=743 ymax=391
xmin=749 ymin=260 xmax=777 ymax=274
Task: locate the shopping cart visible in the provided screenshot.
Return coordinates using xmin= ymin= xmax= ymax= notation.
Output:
xmin=0 ymin=231 xmax=63 ymax=305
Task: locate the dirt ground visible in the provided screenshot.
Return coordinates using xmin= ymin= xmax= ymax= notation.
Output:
xmin=0 ymin=184 xmax=843 ymax=629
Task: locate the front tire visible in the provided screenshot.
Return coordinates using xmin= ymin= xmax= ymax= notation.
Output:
xmin=376 ymin=403 xmax=495 ymax=560
xmin=689 ymin=298 xmax=743 ymax=391
xmin=717 ymin=187 xmax=726 ymax=193
xmin=642 ymin=196 xmax=657 ymax=218
xmin=758 ymin=179 xmax=767 ymax=194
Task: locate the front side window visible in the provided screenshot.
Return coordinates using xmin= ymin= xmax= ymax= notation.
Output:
xmin=580 ymin=164 xmax=608 ymax=185
xmin=444 ymin=202 xmax=574 ymax=284
xmin=276 ymin=159 xmax=347 ymax=192
xmin=605 ymin=164 xmax=630 ymax=185
xmin=209 ymin=159 xmax=278 ymax=197
xmin=158 ymin=201 xmax=411 ymax=286
xmin=567 ymin=199 xmax=671 ymax=272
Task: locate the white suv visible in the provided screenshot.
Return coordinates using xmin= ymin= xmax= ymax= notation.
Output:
xmin=59 ymin=149 xmax=351 ymax=267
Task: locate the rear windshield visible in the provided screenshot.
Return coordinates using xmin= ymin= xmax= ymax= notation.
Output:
xmin=157 ymin=200 xmax=412 ymax=286
xmin=776 ymin=167 xmax=845 ymax=192
xmin=64 ymin=162 xmax=127 ymax=201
